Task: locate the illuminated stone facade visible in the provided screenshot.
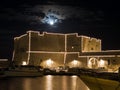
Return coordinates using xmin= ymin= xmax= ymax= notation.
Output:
xmin=12 ymin=31 xmax=120 ymax=71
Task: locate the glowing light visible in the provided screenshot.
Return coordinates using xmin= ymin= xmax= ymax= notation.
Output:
xmin=72 ymin=75 xmax=77 ymax=78
xmin=41 ymin=14 xmax=58 ymax=25
xmin=45 ymin=75 xmax=53 ymax=90
xmin=99 ymin=59 xmax=105 ymax=67
xmin=22 ymin=61 xmax=27 ymax=65
xmin=73 ymin=60 xmax=78 ymax=65
xmin=49 ymin=20 xmax=54 ymax=25
xmin=72 ymin=60 xmax=78 ymax=67
xmin=46 ymin=58 xmax=53 ymax=67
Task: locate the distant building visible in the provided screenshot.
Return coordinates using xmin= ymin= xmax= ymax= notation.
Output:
xmin=0 ymin=59 xmax=9 ymax=69
xmin=12 ymin=30 xmax=120 ymax=71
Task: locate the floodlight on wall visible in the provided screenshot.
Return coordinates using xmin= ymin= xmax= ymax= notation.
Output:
xmin=99 ymin=59 xmax=105 ymax=67
xmin=72 ymin=60 xmax=78 ymax=67
xmin=46 ymin=58 xmax=53 ymax=67
xmin=22 ymin=61 xmax=27 ymax=65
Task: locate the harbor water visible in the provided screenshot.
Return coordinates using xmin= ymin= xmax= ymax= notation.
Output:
xmin=0 ymin=75 xmax=90 ymax=90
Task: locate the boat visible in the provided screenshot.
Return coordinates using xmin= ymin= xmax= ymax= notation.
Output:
xmin=78 ymin=68 xmax=120 ymax=90
xmin=3 ymin=65 xmax=43 ymax=77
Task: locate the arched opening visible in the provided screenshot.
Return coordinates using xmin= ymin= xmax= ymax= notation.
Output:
xmin=88 ymin=57 xmax=98 ymax=69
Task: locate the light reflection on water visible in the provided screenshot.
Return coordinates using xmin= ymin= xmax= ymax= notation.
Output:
xmin=0 ymin=75 xmax=89 ymax=90
xmin=45 ymin=75 xmax=53 ymax=90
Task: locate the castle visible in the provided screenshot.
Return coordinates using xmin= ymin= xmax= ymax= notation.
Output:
xmin=12 ymin=30 xmax=120 ymax=71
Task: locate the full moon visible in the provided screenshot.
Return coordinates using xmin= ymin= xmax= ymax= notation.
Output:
xmin=48 ymin=19 xmax=54 ymax=25
xmin=41 ymin=14 xmax=59 ymax=25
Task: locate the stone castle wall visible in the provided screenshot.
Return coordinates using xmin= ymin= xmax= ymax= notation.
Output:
xmin=13 ymin=31 xmax=113 ymax=69
xmin=81 ymin=36 xmax=101 ymax=52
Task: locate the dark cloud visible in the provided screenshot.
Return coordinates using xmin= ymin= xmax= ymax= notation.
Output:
xmin=0 ymin=5 xmax=104 ymax=30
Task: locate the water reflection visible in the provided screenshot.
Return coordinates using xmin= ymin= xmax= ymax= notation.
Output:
xmin=45 ymin=75 xmax=53 ymax=90
xmin=62 ymin=76 xmax=68 ymax=90
xmin=72 ymin=76 xmax=78 ymax=90
xmin=0 ymin=75 xmax=89 ymax=90
xmin=23 ymin=78 xmax=32 ymax=90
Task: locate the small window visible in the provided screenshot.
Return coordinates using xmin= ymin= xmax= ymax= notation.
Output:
xmin=91 ymin=47 xmax=94 ymax=50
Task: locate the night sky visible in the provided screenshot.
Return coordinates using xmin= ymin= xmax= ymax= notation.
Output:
xmin=0 ymin=0 xmax=120 ymax=60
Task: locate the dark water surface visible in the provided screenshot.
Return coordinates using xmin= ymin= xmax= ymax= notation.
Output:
xmin=0 ymin=75 xmax=89 ymax=90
